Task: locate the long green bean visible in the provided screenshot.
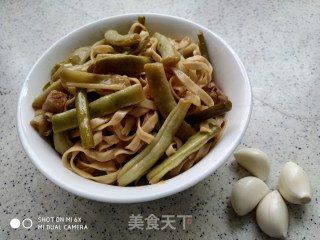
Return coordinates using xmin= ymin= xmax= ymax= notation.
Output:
xmin=60 ymin=68 xmax=131 ymax=90
xmin=131 ymin=16 xmax=146 ymax=34
xmin=75 ymin=88 xmax=94 ymax=148
xmin=198 ymin=31 xmax=210 ymax=61
xmin=52 ymin=84 xmax=145 ymax=133
xmin=117 ymin=99 xmax=191 ymax=186
xmin=186 ymin=100 xmax=232 ymax=124
xmin=137 ymin=16 xmax=145 ymax=25
xmin=154 ymin=32 xmax=180 ymax=66
xmin=145 ymin=63 xmax=196 ymax=141
xmin=42 ymin=81 xmax=51 ymax=91
xmin=32 ymin=80 xmax=65 ymax=109
xmin=53 ymin=131 xmax=73 ymax=155
xmin=69 ymin=47 xmax=91 ymax=65
xmin=92 ymin=54 xmax=152 ymax=74
xmin=147 ymin=121 xmax=221 ymax=183
xmin=104 ymin=30 xmax=140 ymax=47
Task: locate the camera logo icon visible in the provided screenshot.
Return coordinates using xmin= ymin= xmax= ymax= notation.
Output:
xmin=10 ymin=218 xmax=33 ymax=229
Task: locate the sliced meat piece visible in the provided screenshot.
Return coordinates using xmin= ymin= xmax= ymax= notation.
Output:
xmin=42 ymin=90 xmax=68 ymax=114
xmin=203 ymin=82 xmax=228 ymax=104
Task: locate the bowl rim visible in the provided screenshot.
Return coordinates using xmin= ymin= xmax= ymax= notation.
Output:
xmin=17 ymin=13 xmax=252 ymax=203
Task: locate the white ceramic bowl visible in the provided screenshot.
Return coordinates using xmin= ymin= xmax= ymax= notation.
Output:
xmin=17 ymin=13 xmax=251 ymax=203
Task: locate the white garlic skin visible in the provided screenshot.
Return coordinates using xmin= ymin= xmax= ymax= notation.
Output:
xmin=231 ymin=176 xmax=270 ymax=216
xmin=256 ymin=190 xmax=288 ymax=239
xmin=234 ymin=148 xmax=271 ymax=181
xmin=278 ymin=161 xmax=312 ymax=204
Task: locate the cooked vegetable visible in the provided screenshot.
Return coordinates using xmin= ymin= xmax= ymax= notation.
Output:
xmin=53 ymin=132 xmax=73 ymax=155
xmin=198 ymin=31 xmax=210 ymax=60
xmin=147 ymin=120 xmax=221 ymax=183
xmin=117 ymin=99 xmax=191 ymax=186
xmin=137 ymin=16 xmax=145 ymax=25
xmin=91 ymin=54 xmax=152 ymax=74
xmin=186 ymin=100 xmax=232 ymax=124
xmin=52 ymin=84 xmax=145 ymax=133
xmin=69 ymin=47 xmax=91 ymax=65
xmin=154 ymin=32 xmax=180 ymax=66
xmin=42 ymin=81 xmax=51 ymax=91
xmin=145 ymin=62 xmax=196 ymax=141
xmin=60 ymin=68 xmax=131 ymax=90
xmin=104 ymin=30 xmax=140 ymax=47
xmin=75 ymin=88 xmax=94 ymax=148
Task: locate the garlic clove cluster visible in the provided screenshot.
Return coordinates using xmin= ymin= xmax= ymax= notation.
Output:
xmin=278 ymin=161 xmax=312 ymax=204
xmin=234 ymin=148 xmax=270 ymax=181
xmin=231 ymin=148 xmax=313 ymax=239
xmin=256 ymin=190 xmax=288 ymax=239
xmin=231 ymin=176 xmax=270 ymax=216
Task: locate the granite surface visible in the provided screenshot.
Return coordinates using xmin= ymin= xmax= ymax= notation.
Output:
xmin=1 ymin=0 xmax=319 ymax=239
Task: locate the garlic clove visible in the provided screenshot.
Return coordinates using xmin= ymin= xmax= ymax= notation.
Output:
xmin=234 ymin=148 xmax=271 ymax=181
xmin=231 ymin=176 xmax=270 ymax=216
xmin=278 ymin=161 xmax=312 ymax=204
xmin=256 ymin=190 xmax=288 ymax=239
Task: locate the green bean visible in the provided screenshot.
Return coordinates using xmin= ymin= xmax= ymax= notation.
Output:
xmin=42 ymin=81 xmax=51 ymax=91
xmin=51 ymin=63 xmax=61 ymax=76
xmin=145 ymin=63 xmax=196 ymax=141
xmin=198 ymin=31 xmax=210 ymax=61
xmin=154 ymin=32 xmax=180 ymax=66
xmin=137 ymin=16 xmax=145 ymax=25
xmin=69 ymin=47 xmax=91 ymax=65
xmin=145 ymin=63 xmax=176 ymax=114
xmin=147 ymin=120 xmax=221 ymax=184
xmin=75 ymin=88 xmax=94 ymax=148
xmin=117 ymin=99 xmax=191 ymax=186
xmin=186 ymin=100 xmax=232 ymax=124
xmin=89 ymin=85 xmax=143 ymax=118
xmin=52 ymin=84 xmax=145 ymax=133
xmin=32 ymin=80 xmax=66 ymax=109
xmin=129 ymin=16 xmax=146 ymax=34
xmin=53 ymin=131 xmax=73 ymax=155
xmin=52 ymin=108 xmax=77 ymax=133
xmin=51 ymin=64 xmax=64 ymax=81
xmin=104 ymin=30 xmax=140 ymax=47
xmin=131 ymin=16 xmax=146 ymax=34
xmin=92 ymin=54 xmax=152 ymax=75
xmin=60 ymin=68 xmax=131 ymax=90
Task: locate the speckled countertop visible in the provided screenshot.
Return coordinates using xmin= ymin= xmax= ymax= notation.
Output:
xmin=1 ymin=0 xmax=319 ymax=239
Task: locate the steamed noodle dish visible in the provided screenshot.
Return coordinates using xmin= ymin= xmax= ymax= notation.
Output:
xmin=30 ymin=16 xmax=232 ymax=186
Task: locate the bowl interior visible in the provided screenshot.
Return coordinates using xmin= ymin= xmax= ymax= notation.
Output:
xmin=17 ymin=13 xmax=251 ymax=203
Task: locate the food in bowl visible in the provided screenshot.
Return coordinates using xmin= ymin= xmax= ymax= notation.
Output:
xmin=29 ymin=16 xmax=232 ymax=187
xmin=18 ymin=13 xmax=251 ymax=202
